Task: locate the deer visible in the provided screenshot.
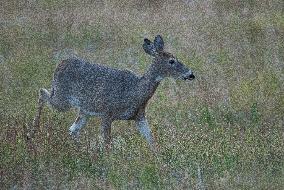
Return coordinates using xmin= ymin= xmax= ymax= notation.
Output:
xmin=32 ymin=35 xmax=195 ymax=151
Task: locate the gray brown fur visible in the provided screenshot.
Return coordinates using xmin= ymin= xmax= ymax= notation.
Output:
xmin=33 ymin=35 xmax=195 ymax=150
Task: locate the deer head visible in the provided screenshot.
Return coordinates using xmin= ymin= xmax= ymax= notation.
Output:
xmin=143 ymin=35 xmax=195 ymax=81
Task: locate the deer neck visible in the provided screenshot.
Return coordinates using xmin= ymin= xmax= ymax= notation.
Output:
xmin=137 ymin=63 xmax=162 ymax=104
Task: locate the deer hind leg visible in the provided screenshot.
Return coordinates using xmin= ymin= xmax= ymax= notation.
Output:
xmin=36 ymin=88 xmax=52 ymax=117
xmin=69 ymin=113 xmax=88 ymax=140
xmin=39 ymin=88 xmax=51 ymax=104
xmin=29 ymin=88 xmax=50 ymax=139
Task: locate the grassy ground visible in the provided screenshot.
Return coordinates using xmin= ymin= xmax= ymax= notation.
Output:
xmin=1 ymin=0 xmax=283 ymax=189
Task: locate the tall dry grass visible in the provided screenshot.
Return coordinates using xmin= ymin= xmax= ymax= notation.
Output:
xmin=1 ymin=0 xmax=283 ymax=189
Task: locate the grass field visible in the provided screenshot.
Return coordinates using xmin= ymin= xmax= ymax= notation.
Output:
xmin=1 ymin=0 xmax=283 ymax=189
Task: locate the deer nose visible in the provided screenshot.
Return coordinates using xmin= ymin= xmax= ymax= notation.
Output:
xmin=183 ymin=72 xmax=195 ymax=80
xmin=188 ymin=73 xmax=195 ymax=80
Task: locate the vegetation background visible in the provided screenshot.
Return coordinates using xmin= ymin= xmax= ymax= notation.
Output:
xmin=1 ymin=0 xmax=283 ymax=189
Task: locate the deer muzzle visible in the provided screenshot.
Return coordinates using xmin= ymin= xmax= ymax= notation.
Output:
xmin=182 ymin=71 xmax=195 ymax=80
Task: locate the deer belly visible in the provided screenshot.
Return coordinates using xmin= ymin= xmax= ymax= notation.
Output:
xmin=118 ymin=107 xmax=138 ymax=120
xmin=69 ymin=96 xmax=103 ymax=117
xmin=69 ymin=96 xmax=81 ymax=108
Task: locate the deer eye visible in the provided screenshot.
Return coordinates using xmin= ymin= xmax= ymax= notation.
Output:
xmin=169 ymin=59 xmax=175 ymax=65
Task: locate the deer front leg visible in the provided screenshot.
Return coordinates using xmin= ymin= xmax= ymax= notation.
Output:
xmin=135 ymin=118 xmax=156 ymax=151
xmin=101 ymin=118 xmax=112 ymax=151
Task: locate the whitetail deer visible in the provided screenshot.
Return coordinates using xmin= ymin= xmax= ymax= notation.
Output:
xmin=33 ymin=35 xmax=195 ymax=150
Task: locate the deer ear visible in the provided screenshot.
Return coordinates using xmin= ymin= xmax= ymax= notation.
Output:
xmin=154 ymin=35 xmax=164 ymax=52
xmin=143 ymin=38 xmax=157 ymax=56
